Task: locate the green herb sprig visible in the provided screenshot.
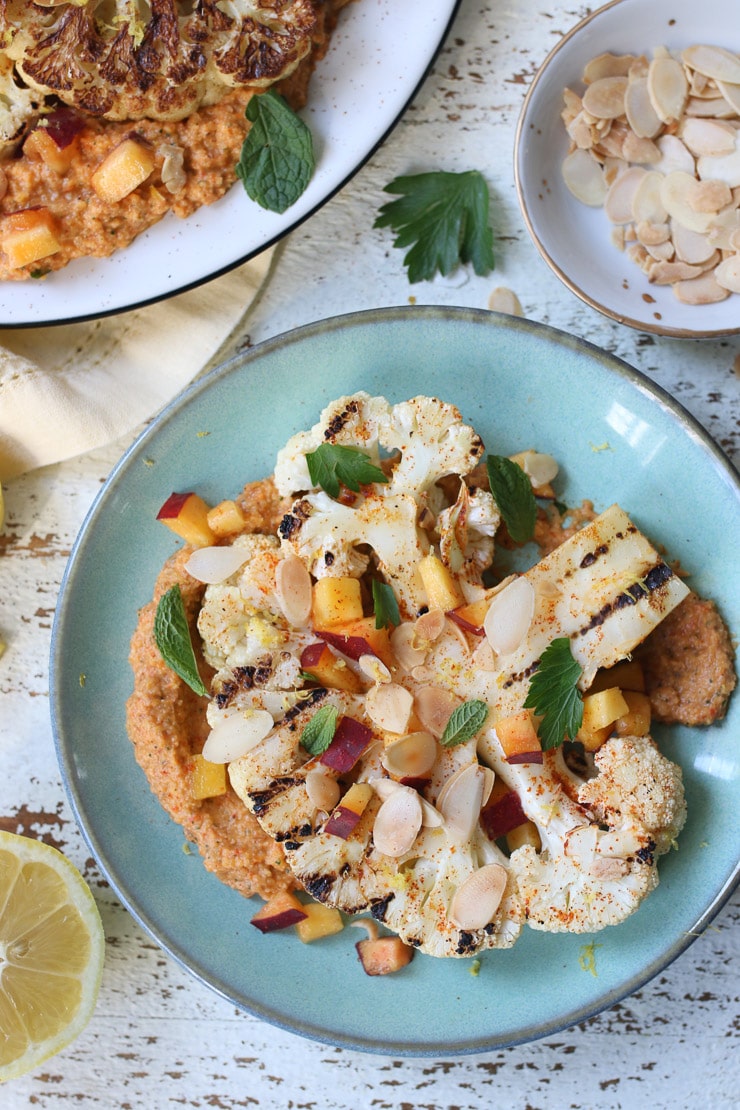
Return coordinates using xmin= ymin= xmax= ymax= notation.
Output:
xmin=374 ymin=170 xmax=495 ymax=283
xmin=306 ymin=443 xmax=388 ymax=500
xmin=236 ymin=90 xmax=315 ymax=214
xmin=486 ymin=454 xmax=537 ymax=545
xmin=440 ymin=699 xmax=490 ymax=748
xmin=524 ymin=637 xmax=583 ymax=750
xmin=153 ymin=585 xmax=207 ymax=697
xmin=300 ymin=705 xmax=339 ymax=755
xmin=372 ymin=580 xmax=400 ymax=630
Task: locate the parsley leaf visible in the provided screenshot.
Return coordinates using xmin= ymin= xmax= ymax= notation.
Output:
xmin=372 ymin=580 xmax=400 ymax=629
xmin=486 ymin=454 xmax=537 ymax=545
xmin=236 ymin=90 xmax=315 ymax=214
xmin=440 ymin=699 xmax=490 ymax=748
xmin=523 ymin=637 xmax=583 ymax=750
xmin=153 ymin=585 xmax=207 ymax=697
xmin=306 ymin=443 xmax=388 ymax=500
xmin=374 ymin=170 xmax=495 ymax=283
xmin=300 ymin=705 xmax=339 ymax=755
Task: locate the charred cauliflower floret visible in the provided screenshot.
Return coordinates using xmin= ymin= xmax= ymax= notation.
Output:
xmin=0 ymin=53 xmax=41 ymax=155
xmin=275 ymin=392 xmax=491 ymax=618
xmin=0 ymin=0 xmax=320 ymax=122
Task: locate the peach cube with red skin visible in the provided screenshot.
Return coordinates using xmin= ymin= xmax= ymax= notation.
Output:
xmin=251 ymin=891 xmax=308 ymax=934
xmin=300 ymin=641 xmax=363 ymax=693
xmin=294 ymin=902 xmax=344 ymax=943
xmin=156 ymin=491 xmax=216 ymax=547
xmin=91 ymin=136 xmax=155 ymax=203
xmin=1 ymin=208 xmax=61 ymax=270
xmin=495 ymin=709 xmax=543 ymax=763
xmin=323 ymin=782 xmax=374 ymax=839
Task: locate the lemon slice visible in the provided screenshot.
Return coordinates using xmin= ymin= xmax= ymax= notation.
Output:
xmin=0 ymin=832 xmax=105 ymax=1081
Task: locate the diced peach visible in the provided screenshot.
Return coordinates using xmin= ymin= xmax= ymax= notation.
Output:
xmin=481 ymin=778 xmax=528 ymax=839
xmin=495 ymin=709 xmax=543 ymax=763
xmin=581 ymin=687 xmax=629 ymax=732
xmin=300 ymin=642 xmax=363 ymax=693
xmin=418 ymin=553 xmax=464 ymax=611
xmin=91 ymin=136 xmax=155 ymax=203
xmin=156 ymin=491 xmax=216 ymax=547
xmin=311 ymin=576 xmax=363 ymax=627
xmin=1 ymin=208 xmax=60 ymax=269
xmin=447 ymin=592 xmax=495 ymax=634
xmin=589 ymin=660 xmax=645 ymax=694
xmin=294 ymin=901 xmax=344 ymax=943
xmin=613 ymin=690 xmax=652 ymax=738
xmin=324 ymin=782 xmax=374 ymax=839
xmin=191 ymin=754 xmax=227 ymax=800
xmin=330 ymin=616 xmax=395 ymax=668
xmin=207 ymin=499 xmax=246 ymax=538
xmin=356 ymin=935 xmax=414 ymax=976
xmin=23 ymin=127 xmax=79 ymax=174
xmin=506 ymin=820 xmax=541 ymax=853
xmin=251 ymin=891 xmax=308 ymax=934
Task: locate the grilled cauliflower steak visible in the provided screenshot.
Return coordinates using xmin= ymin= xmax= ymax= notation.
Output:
xmin=180 ymin=392 xmax=701 ymax=960
xmin=1 ymin=0 xmax=320 ymax=121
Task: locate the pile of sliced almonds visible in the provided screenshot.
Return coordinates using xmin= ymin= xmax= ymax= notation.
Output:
xmin=561 ymin=44 xmax=740 ymax=304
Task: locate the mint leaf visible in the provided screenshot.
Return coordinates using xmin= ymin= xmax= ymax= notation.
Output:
xmin=236 ymin=90 xmax=315 ymax=214
xmin=486 ymin=454 xmax=537 ymax=545
xmin=524 ymin=637 xmax=583 ymax=750
xmin=440 ymin=699 xmax=490 ymax=748
xmin=374 ymin=170 xmax=495 ymax=283
xmin=154 ymin=585 xmax=207 ymax=697
xmin=300 ymin=705 xmax=339 ymax=755
xmin=372 ymin=580 xmax=400 ymax=629
xmin=306 ymin=443 xmax=388 ymax=499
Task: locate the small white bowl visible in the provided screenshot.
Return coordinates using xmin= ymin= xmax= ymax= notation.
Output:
xmin=515 ymin=0 xmax=740 ymax=338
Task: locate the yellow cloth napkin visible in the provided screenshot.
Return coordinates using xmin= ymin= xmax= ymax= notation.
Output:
xmin=0 ymin=250 xmax=274 ymax=481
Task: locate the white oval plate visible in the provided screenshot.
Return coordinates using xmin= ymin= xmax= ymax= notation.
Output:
xmin=1 ymin=0 xmax=460 ymax=328
xmin=515 ymin=0 xmax=740 ymax=338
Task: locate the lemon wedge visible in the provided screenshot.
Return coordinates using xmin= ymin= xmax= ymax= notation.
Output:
xmin=0 ymin=831 xmax=105 ymax=1081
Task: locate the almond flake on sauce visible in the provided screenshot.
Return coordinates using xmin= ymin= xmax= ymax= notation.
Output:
xmin=560 ymin=43 xmax=740 ymax=306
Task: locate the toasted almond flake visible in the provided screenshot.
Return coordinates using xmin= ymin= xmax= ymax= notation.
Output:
xmin=414 ymin=685 xmax=461 ymax=739
xmin=648 ymin=258 xmax=704 ymax=284
xmin=622 ymin=131 xmax=660 ymax=164
xmin=382 ymin=731 xmax=438 ymax=779
xmin=305 ymin=769 xmax=341 ymax=812
xmin=626 ymin=242 xmax=651 ymax=271
xmin=714 ymin=253 xmax=740 ymax=292
xmin=624 ymin=75 xmax=663 ymax=138
xmin=444 ymin=615 xmax=471 ymax=655
xmin=682 ymin=45 xmax=740 ymax=86
xmin=365 ymin=682 xmax=414 ymax=735
xmin=487 ymin=286 xmax=523 ymax=315
xmin=706 ymin=205 xmax=740 ymax=249
xmin=648 ymin=55 xmax=688 ymax=123
xmin=582 ymin=75 xmax=628 ymax=120
xmin=660 ymin=171 xmax=715 ymax=232
xmin=437 ymin=763 xmax=486 ymax=842
xmin=414 ymin=608 xmax=446 ymax=643
xmin=685 ymin=95 xmax=736 ymax=118
xmin=717 ymin=80 xmax=740 ymax=114
xmin=567 ymin=110 xmax=597 ymax=149
xmin=184 ymin=544 xmax=250 ymax=584
xmin=671 ymin=219 xmax=718 ymax=264
xmin=644 ymin=239 xmax=675 ymax=262
xmin=689 ymin=178 xmax=733 ymax=213
xmin=603 ymin=155 xmax=629 ymax=187
xmin=202 ymin=709 xmax=274 ymax=763
xmin=275 ymin=553 xmax=312 ymax=627
xmin=697 ymin=147 xmax=740 ymax=188
xmin=680 ymin=117 xmax=737 ymax=157
xmin=653 ymin=134 xmax=696 ymax=176
xmin=583 ymin=52 xmax=635 ymax=83
xmin=562 ymin=148 xmax=607 ymax=205
xmin=483 ymin=576 xmax=536 ymax=656
xmin=372 ymin=786 xmax=423 ymax=857
xmin=390 ymin=621 xmax=428 ymax=671
xmin=562 ymin=87 xmax=583 ymax=122
xmin=636 ymin=219 xmax=670 ymax=246
xmin=449 ymin=864 xmax=508 ymax=930
xmin=631 ymin=170 xmax=667 ymax=224
xmin=673 ymin=270 xmax=731 ymax=303
xmin=604 ymin=165 xmax=647 ymax=223
xmin=513 ymin=449 xmax=559 ymax=486
xmin=358 ymin=654 xmax=392 ymax=684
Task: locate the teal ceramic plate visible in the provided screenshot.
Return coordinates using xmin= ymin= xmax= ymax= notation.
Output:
xmin=51 ymin=307 xmax=740 ymax=1056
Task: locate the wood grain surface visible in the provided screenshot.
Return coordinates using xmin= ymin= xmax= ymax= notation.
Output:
xmin=1 ymin=2 xmax=738 ymax=1106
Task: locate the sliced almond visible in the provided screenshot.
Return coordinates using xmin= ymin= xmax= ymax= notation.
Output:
xmin=624 ymin=76 xmax=663 ymax=139
xmin=717 ymin=80 xmax=740 ymax=114
xmin=305 ymin=769 xmax=341 ymax=812
xmin=202 ymin=709 xmax=274 ymax=764
xmin=680 ymin=117 xmax=737 ymax=157
xmin=685 ymin=95 xmax=736 ymax=118
xmin=682 ymin=45 xmax=740 ymax=86
xmin=358 ymin=654 xmax=392 ymax=684
xmin=390 ymin=621 xmax=428 ymax=672
xmin=487 ymin=286 xmax=524 ymax=316
xmin=275 ymin=553 xmax=312 ymax=627
xmin=437 ymin=763 xmax=487 ymax=843
xmin=365 ymin=682 xmax=414 ymax=735
xmin=414 ymin=608 xmax=446 ymax=643
xmin=372 ymin=786 xmax=423 ymax=857
xmin=673 ymin=270 xmax=731 ymax=304
xmin=697 ymin=146 xmax=740 ymax=188
xmin=648 ymin=55 xmax=688 ymax=123
xmin=653 ymin=134 xmax=696 ymax=176
xmin=622 ymin=132 xmax=660 ymax=164
xmin=631 ymin=170 xmax=667 ymax=224
xmin=414 ymin=685 xmax=461 ymax=740
xmin=382 ymin=731 xmax=438 ymax=779
xmin=689 ymin=178 xmax=733 ymax=213
xmin=515 ymin=449 xmax=559 ymax=487
xmin=604 ymin=165 xmax=647 ymax=223
xmin=483 ymin=576 xmax=536 ymax=656
xmin=714 ymin=253 xmax=740 ymax=292
xmin=583 ymin=52 xmax=635 ymax=83
xmin=562 ymin=148 xmax=607 ymax=205
xmin=635 ymin=219 xmax=670 ymax=246
xmin=185 ymin=544 xmax=250 ymax=585
xmin=660 ymin=171 xmax=715 ymax=232
xmin=644 ymin=239 xmax=674 ymax=261
xmin=582 ymin=75 xmax=628 ymax=120
xmin=671 ymin=219 xmax=718 ymax=264
xmin=648 ymin=258 xmax=705 ymax=284
xmin=449 ymin=864 xmax=508 ymax=930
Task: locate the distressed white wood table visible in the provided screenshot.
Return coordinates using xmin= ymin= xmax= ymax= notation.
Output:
xmin=1 ymin=2 xmax=738 ymax=1106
